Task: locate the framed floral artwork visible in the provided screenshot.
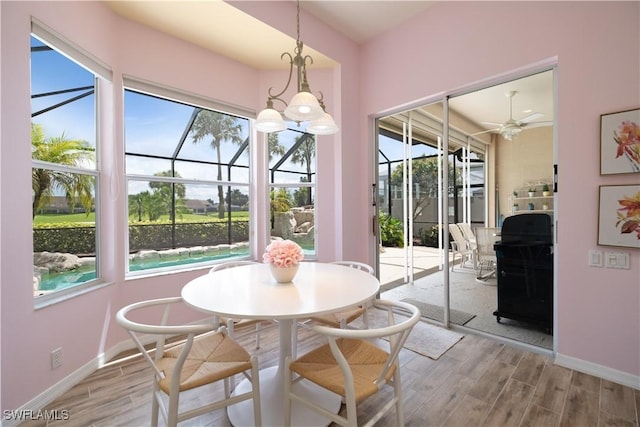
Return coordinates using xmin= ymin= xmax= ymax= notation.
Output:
xmin=598 ymin=185 xmax=640 ymax=248
xmin=600 ymin=108 xmax=640 ymax=175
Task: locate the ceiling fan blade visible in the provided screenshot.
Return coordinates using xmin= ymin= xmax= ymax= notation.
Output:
xmin=517 ymin=112 xmax=544 ymax=124
xmin=481 ymin=121 xmax=502 ymax=127
xmin=522 ymin=121 xmax=553 ymax=129
xmin=471 ymin=127 xmax=499 ymax=136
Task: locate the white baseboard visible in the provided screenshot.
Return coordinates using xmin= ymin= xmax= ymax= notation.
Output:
xmin=555 ymin=353 xmax=640 ymax=390
xmin=2 ymin=339 xmax=135 ymax=427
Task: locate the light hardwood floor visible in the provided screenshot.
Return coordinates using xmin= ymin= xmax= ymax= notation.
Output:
xmin=20 ymin=320 xmax=639 ymax=427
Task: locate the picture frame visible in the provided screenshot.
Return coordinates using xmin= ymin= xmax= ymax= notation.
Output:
xmin=598 ymin=184 xmax=640 ymax=248
xmin=600 ymin=107 xmax=640 ymax=175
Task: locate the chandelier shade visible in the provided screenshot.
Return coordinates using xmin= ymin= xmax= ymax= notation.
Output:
xmin=255 ymin=107 xmax=287 ymax=133
xmin=307 ymin=111 xmax=338 ymax=135
xmin=255 ymin=0 xmax=338 ymax=135
xmin=284 ymin=91 xmax=324 ymax=122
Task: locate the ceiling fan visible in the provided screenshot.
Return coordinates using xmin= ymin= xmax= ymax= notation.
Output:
xmin=475 ymin=91 xmax=551 ymax=140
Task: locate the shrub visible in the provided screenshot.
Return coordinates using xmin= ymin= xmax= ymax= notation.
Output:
xmin=379 ymin=213 xmax=404 ymax=247
xmin=419 ymin=224 xmax=441 ymax=247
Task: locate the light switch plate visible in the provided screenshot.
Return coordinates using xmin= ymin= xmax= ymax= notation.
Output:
xmin=604 ymin=251 xmax=630 ymax=269
xmin=588 ymin=250 xmax=603 ymax=267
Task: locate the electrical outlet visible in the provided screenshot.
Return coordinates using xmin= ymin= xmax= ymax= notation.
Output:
xmin=51 ymin=347 xmax=63 ymax=369
xmin=604 ymin=251 xmax=630 ymax=269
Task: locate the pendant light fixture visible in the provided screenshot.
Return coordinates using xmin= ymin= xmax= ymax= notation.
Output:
xmin=254 ymin=0 xmax=338 ymax=135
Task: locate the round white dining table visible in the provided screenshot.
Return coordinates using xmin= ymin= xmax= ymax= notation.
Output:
xmin=181 ymin=261 xmax=380 ymax=427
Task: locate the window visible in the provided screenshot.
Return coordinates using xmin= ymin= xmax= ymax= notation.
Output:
xmin=31 ymin=23 xmax=107 ymax=300
xmin=268 ymin=129 xmax=317 ymax=258
xmin=124 ymin=86 xmax=251 ymax=275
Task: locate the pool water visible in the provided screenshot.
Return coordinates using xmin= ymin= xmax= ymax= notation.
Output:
xmin=38 ymin=252 xmax=248 ymax=291
xmin=37 ymin=245 xmax=315 ymax=292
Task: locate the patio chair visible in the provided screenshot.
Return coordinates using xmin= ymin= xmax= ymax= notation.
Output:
xmin=449 ymin=224 xmax=474 ymax=271
xmin=474 ymin=227 xmax=501 ymax=283
xmin=457 ymin=222 xmax=478 ymax=267
xmin=116 ymin=297 xmax=262 ymax=427
xmin=284 ymin=299 xmax=420 ymax=427
xmin=209 ymin=260 xmax=266 ymax=349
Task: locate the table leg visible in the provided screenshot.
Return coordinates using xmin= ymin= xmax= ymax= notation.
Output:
xmin=227 ymin=319 xmax=341 ymax=427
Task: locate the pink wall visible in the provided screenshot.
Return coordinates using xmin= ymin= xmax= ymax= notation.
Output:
xmin=359 ymin=1 xmax=639 ymax=379
xmin=233 ymin=0 xmax=369 ymax=263
xmin=1 ymin=0 xmax=638 ymax=414
xmin=0 ymin=1 xmax=263 ymax=411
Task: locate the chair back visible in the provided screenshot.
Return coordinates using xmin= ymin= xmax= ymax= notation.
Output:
xmin=116 ymin=297 xmax=262 ymax=426
xmin=475 ymin=227 xmax=501 ymax=261
xmin=330 ymin=260 xmax=374 ymax=275
xmin=457 ymin=222 xmax=477 ymax=247
xmin=449 ymin=224 xmax=470 ymax=253
xmin=311 ymin=299 xmax=419 ymax=388
xmin=116 ymin=297 xmax=214 ymax=370
xmin=208 ymin=260 xmax=263 ymax=346
xmin=210 ymin=260 xmax=257 ymax=274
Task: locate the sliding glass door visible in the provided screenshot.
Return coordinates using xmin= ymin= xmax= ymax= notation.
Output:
xmin=374 ymin=69 xmax=555 ymax=350
xmin=376 ymin=102 xmax=446 ymax=297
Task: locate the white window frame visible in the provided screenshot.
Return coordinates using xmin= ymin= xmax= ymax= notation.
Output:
xmin=123 ymin=79 xmax=254 ymax=277
xmin=31 ymin=20 xmax=110 ymax=307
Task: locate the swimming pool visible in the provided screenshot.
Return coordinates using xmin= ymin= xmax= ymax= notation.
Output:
xmin=36 ymin=244 xmax=315 ymax=292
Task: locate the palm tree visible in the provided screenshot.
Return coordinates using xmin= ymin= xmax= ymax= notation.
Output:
xmin=128 ymin=171 xmax=188 ymax=222
xmin=268 ymin=133 xmax=286 ymax=160
xmin=190 ymin=110 xmax=243 ymax=219
xmin=31 ymin=123 xmax=95 ymax=219
xmin=149 ymin=170 xmax=187 ymax=221
xmin=291 ymin=135 xmax=315 ymax=206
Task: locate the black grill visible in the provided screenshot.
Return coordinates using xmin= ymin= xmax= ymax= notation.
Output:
xmin=493 ymin=213 xmax=554 ymax=332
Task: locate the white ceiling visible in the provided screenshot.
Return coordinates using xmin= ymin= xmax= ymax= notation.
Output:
xmin=105 ymin=0 xmax=553 ymax=135
xmin=299 ymin=1 xmax=436 ymax=44
xmin=106 ymin=1 xmax=435 ymax=68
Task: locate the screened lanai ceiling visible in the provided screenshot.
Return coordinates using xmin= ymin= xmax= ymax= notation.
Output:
xmin=379 ymin=69 xmax=554 ymax=155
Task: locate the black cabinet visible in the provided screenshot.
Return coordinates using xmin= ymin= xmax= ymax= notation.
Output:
xmin=493 ymin=214 xmax=553 ymax=333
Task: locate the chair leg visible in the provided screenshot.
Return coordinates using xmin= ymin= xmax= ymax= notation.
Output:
xmin=392 ymin=369 xmax=405 ymax=427
xmin=250 ymin=355 xmax=262 ymax=426
xmin=226 ymin=318 xmax=235 ymax=336
xmin=255 ymin=322 xmax=262 ymax=349
xmin=167 ymin=388 xmax=180 ymax=427
xmin=151 ymin=386 xmax=160 ymax=427
xmin=291 ymin=321 xmax=298 ymax=360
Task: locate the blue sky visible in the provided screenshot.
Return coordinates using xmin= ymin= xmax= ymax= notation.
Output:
xmin=31 ymin=36 xmax=311 ymax=201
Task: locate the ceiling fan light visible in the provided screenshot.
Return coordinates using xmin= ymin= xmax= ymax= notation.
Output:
xmin=502 ymin=126 xmax=522 ymax=140
xmin=255 ymin=108 xmax=287 ymax=133
xmin=284 ymin=91 xmax=324 ymax=122
xmin=307 ymin=112 xmax=338 ymax=135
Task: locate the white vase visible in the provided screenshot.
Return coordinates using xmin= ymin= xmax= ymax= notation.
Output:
xmin=269 ymin=264 xmax=299 ymax=283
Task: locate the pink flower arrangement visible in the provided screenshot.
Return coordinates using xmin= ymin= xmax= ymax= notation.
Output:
xmin=262 ymin=239 xmax=304 ymax=268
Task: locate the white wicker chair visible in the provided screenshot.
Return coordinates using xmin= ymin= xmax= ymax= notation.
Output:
xmin=308 ymin=261 xmax=375 ymax=329
xmin=284 ymin=299 xmax=420 ymax=427
xmin=209 ymin=260 xmax=265 ymax=349
xmin=116 ymin=297 xmax=262 ymax=427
